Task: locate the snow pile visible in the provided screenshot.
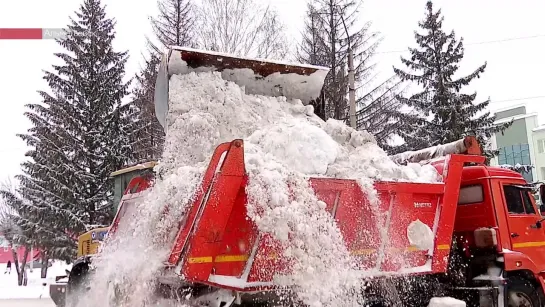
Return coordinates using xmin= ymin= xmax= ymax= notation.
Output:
xmin=428 ymin=297 xmax=466 ymax=307
xmin=79 ymin=70 xmax=441 ymax=307
xmin=245 ymin=144 xmax=363 ymax=306
xmin=0 ymin=261 xmax=71 ymax=300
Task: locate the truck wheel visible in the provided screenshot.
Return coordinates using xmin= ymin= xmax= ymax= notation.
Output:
xmin=65 ymin=264 xmax=91 ymax=307
xmin=506 ymin=277 xmax=541 ymax=307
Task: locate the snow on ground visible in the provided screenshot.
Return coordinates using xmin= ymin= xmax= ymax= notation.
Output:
xmin=428 ymin=297 xmax=466 ymax=307
xmin=0 ymin=261 xmax=71 ymax=300
xmin=0 ymin=299 xmax=56 ymax=307
xmin=77 ymin=70 xmax=441 ymax=307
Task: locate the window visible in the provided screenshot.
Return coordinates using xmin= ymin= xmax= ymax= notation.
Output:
xmin=503 ymin=185 xmax=537 ymax=214
xmin=458 ymin=185 xmax=484 ymax=205
xmin=521 ymin=190 xmax=536 ymax=214
xmin=129 ymin=180 xmax=141 ymax=194
xmin=541 ymin=167 xmax=545 ymax=182
xmin=498 ymin=144 xmax=534 ymax=182
xmin=538 ymin=139 xmax=545 ymax=154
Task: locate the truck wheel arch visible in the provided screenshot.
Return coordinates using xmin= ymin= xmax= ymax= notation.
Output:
xmin=504 ymin=270 xmax=541 ymax=287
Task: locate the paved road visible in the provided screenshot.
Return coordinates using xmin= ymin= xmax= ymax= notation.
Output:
xmin=0 ymin=299 xmax=55 ymax=307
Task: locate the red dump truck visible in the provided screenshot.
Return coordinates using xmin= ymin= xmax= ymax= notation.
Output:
xmin=63 ymin=48 xmax=545 ymax=307
xmin=93 ymin=136 xmax=544 ymax=307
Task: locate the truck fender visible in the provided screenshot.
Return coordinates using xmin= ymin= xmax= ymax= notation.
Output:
xmin=503 ymin=251 xmax=539 ymax=273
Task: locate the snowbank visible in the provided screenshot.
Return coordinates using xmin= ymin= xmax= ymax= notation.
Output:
xmin=428 ymin=297 xmax=466 ymax=307
xmin=80 ymin=70 xmax=441 ymax=307
xmin=0 ymin=261 xmax=71 ymax=300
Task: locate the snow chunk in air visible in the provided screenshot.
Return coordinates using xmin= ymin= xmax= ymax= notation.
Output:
xmin=407 ymin=219 xmax=434 ymax=251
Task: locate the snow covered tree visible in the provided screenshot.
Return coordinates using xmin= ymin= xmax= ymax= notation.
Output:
xmin=297 ymin=0 xmax=417 ymax=149
xmin=129 ymin=0 xmax=198 ymax=162
xmin=0 ymin=180 xmax=35 ymax=284
xmin=393 ymin=1 xmax=511 ymax=155
xmin=130 ymin=56 xmax=165 ymax=162
xmin=12 ymin=0 xmax=131 ymax=259
xmin=197 ymin=0 xmax=289 ymax=59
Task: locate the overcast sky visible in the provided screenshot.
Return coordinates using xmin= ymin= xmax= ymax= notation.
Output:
xmin=0 ymin=0 xmax=544 ymax=181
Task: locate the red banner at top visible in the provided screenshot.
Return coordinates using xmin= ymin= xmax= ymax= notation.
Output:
xmin=0 ymin=28 xmax=43 ymax=39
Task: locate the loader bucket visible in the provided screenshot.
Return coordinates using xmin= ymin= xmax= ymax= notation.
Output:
xmin=154 ymin=46 xmax=330 ymax=131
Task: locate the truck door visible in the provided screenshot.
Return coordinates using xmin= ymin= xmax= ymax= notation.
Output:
xmin=503 ymin=184 xmax=545 ymax=271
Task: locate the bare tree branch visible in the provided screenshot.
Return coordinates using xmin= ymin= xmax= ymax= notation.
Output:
xmin=196 ymin=0 xmax=289 ymax=59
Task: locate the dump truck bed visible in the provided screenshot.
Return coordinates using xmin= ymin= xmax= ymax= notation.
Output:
xmin=161 ymin=139 xmax=485 ymax=293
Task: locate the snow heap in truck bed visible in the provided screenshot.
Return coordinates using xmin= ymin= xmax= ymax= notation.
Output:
xmin=162 ymin=71 xmax=440 ymax=183
xmin=82 ymin=70 xmax=441 ymax=307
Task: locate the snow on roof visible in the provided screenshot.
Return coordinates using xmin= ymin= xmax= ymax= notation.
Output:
xmin=492 ymin=103 xmax=527 ymax=115
xmin=533 ymin=125 xmax=545 ymax=132
xmin=494 ymin=112 xmax=538 ymax=125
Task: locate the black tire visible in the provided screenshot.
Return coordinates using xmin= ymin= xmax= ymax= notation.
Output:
xmin=506 ymin=276 xmax=541 ymax=307
xmin=65 ymin=264 xmax=90 ymax=307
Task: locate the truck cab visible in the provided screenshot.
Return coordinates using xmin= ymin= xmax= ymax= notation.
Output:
xmin=448 ymin=164 xmax=545 ymax=306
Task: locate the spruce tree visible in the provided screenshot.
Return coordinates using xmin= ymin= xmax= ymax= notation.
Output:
xmin=393 ymin=1 xmax=510 ymax=155
xmin=298 ymin=0 xmax=418 ymax=149
xmin=129 ymin=0 xmax=197 ymax=161
xmin=9 ymin=0 xmax=131 ymax=259
xmin=130 ymin=56 xmax=165 ymax=162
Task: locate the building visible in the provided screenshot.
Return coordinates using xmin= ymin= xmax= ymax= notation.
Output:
xmin=535 ymin=125 xmax=545 ymax=181
xmin=489 ymin=104 xmax=545 ymax=184
xmin=0 ymin=234 xmax=40 ymax=264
